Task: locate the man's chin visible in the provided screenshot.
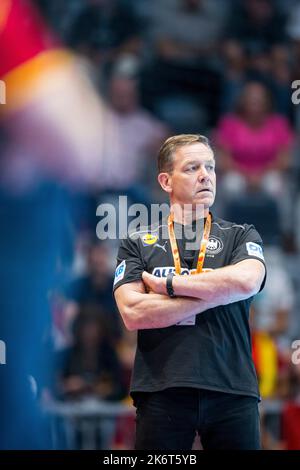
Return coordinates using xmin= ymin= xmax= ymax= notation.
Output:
xmin=193 ymin=194 xmax=214 ymax=206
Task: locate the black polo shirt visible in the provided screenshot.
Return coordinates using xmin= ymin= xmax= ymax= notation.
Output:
xmin=113 ymin=213 xmax=266 ymax=400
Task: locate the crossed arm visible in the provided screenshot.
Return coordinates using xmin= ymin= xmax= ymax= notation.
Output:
xmin=114 ymin=259 xmax=265 ymax=331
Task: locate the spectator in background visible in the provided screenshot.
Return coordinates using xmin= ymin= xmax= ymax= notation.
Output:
xmin=214 ymin=81 xmax=294 ymax=239
xmin=226 ymin=0 xmax=287 ymax=54
xmin=223 ymin=0 xmax=292 ymax=118
xmin=281 ymin=362 xmax=300 ymax=450
xmin=215 ymin=81 xmax=293 ymax=181
xmin=269 ymin=45 xmax=293 ymax=119
xmin=68 ymin=0 xmax=142 ymax=65
xmin=111 ymin=324 xmax=137 ymax=449
xmin=247 ymin=242 xmax=296 ymax=450
xmin=54 ymin=304 xmax=127 ymax=449
xmin=148 ymin=0 xmax=226 ymax=63
xmin=245 ymin=44 xmax=293 ymax=120
xmin=56 ymin=305 xmax=126 ymax=401
xmin=250 ymin=246 xmax=295 ymax=398
xmin=223 ymin=190 xmax=281 ymax=247
xmin=64 ymin=240 xmax=121 ymax=342
xmin=220 ymin=41 xmax=292 ymax=119
xmin=252 ymin=247 xmax=294 ymax=342
xmin=98 ymin=62 xmax=168 ymax=201
xmin=141 ymin=0 xmax=229 ymax=129
xmin=220 ymin=40 xmax=248 ymax=113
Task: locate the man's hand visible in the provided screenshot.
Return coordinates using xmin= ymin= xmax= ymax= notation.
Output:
xmin=142 ymin=271 xmax=167 ymax=295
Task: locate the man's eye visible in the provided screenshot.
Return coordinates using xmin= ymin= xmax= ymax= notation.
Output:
xmin=207 ymin=165 xmax=215 ymax=171
xmin=186 ymin=165 xmax=197 ymax=172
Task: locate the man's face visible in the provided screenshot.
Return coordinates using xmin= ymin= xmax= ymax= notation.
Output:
xmin=109 ymin=77 xmax=138 ymax=114
xmin=166 ymin=143 xmax=216 ymax=209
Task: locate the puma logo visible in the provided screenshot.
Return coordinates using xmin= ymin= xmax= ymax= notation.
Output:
xmin=155 ymin=241 xmax=168 ymax=253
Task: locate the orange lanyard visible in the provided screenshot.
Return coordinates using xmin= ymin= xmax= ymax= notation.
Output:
xmin=167 ymin=212 xmax=212 ymax=275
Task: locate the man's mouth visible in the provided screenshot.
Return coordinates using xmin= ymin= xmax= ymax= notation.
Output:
xmin=197 ymin=188 xmax=212 ymax=193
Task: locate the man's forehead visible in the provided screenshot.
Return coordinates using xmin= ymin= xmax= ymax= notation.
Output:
xmin=176 ymin=143 xmax=215 ymax=161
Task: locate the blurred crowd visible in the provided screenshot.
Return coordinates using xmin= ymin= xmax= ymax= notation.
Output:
xmin=1 ymin=0 xmax=300 ymax=450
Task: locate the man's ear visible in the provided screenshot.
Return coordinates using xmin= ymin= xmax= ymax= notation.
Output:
xmin=158 ymin=172 xmax=172 ymax=194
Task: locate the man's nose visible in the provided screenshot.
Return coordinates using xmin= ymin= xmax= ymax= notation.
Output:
xmin=198 ymin=165 xmax=209 ymax=181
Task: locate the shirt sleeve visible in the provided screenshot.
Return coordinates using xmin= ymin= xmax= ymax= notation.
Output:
xmin=273 ymin=115 xmax=294 ymax=151
xmin=113 ymin=235 xmax=144 ymax=293
xmin=214 ymin=114 xmax=237 ymax=152
xmin=230 ymin=224 xmax=267 ymax=292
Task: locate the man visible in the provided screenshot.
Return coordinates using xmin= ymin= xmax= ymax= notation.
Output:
xmin=113 ymin=134 xmax=266 ymax=450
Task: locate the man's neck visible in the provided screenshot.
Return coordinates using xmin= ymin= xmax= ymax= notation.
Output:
xmin=170 ymin=202 xmax=209 ymax=225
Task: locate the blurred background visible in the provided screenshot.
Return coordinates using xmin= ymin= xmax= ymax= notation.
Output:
xmin=1 ymin=0 xmax=300 ymax=450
